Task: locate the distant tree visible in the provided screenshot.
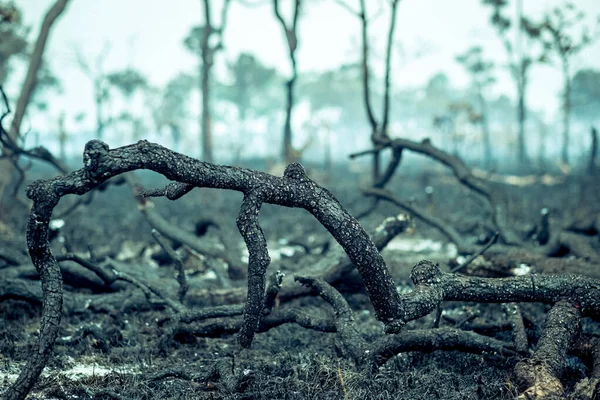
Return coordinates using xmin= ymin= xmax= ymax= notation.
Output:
xmin=571 ymin=68 xmax=600 ymax=123
xmin=183 ymin=0 xmax=231 ymax=162
xmin=300 ymin=62 xmax=364 ymax=121
xmin=151 ymin=72 xmax=195 ymax=152
xmin=0 ymin=0 xmax=70 ymax=205
xmin=7 ymin=0 xmax=70 ymax=146
xmin=0 ymin=3 xmax=27 ymax=85
xmin=456 ymin=46 xmax=496 ymax=169
xmin=300 ymin=62 xmax=368 ymax=155
xmin=434 ymin=101 xmax=480 ymax=158
xmin=423 ymin=73 xmax=453 ymax=109
xmin=57 ymin=110 xmax=67 ymax=161
xmin=225 ymin=53 xmax=276 ymax=122
xmin=106 ymin=68 xmax=147 ymax=100
xmin=74 ymin=44 xmax=112 ymax=140
xmin=538 ymin=2 xmax=598 ymax=165
xmin=220 ymin=52 xmax=278 ymax=161
xmin=106 ymin=67 xmax=148 ymax=142
xmin=30 ymin=60 xmax=62 ymax=111
xmin=423 ymin=73 xmax=459 ymax=147
xmin=334 ymin=0 xmax=401 ymax=183
xmin=272 ymin=0 xmax=303 ymax=163
xmin=481 ymin=0 xmax=546 ymax=167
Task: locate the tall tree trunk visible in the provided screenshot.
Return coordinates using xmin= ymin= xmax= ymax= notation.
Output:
xmin=358 ymin=0 xmax=378 ymax=182
xmin=272 ymin=0 xmax=301 ymax=164
xmin=58 ymin=111 xmax=66 ymax=161
xmin=589 ymin=126 xmax=597 ymax=174
xmin=538 ymin=121 xmax=547 ymax=170
xmin=476 ymin=82 xmax=493 ymax=170
xmin=516 ymin=67 xmax=529 ymax=166
xmin=0 ymin=0 xmax=70 ymax=206
xmin=561 ymin=58 xmax=571 ymax=166
xmin=283 ymin=63 xmax=297 ymax=162
xmin=201 ymin=56 xmax=213 ymax=163
xmin=94 ymin=88 xmax=105 ymax=140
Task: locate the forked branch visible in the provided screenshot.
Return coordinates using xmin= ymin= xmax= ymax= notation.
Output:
xmin=6 ymin=139 xmax=405 ymax=400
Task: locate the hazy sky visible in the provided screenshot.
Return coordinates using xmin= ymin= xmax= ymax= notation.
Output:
xmin=8 ymin=0 xmax=600 ymax=137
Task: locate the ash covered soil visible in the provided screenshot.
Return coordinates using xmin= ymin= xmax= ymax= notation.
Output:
xmin=1 ymin=159 xmax=599 ymax=399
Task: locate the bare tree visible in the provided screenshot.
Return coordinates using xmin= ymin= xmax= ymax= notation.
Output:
xmin=539 ymin=2 xmax=597 ymax=165
xmin=481 ymin=0 xmax=546 ymax=167
xmin=456 ymin=46 xmax=496 ymax=169
xmin=272 ymin=0 xmax=302 ymax=163
xmin=151 ymin=73 xmax=195 ymax=152
xmin=0 ymin=0 xmax=70 ymax=204
xmin=0 ymin=4 xmax=28 ymax=85
xmin=183 ymin=0 xmax=231 ymax=163
xmin=73 ymin=44 xmax=112 ymax=140
xmin=335 ymin=0 xmax=400 ymax=183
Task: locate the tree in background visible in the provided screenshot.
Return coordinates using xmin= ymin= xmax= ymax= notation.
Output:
xmin=455 ymin=46 xmax=496 ymax=169
xmin=183 ymin=0 xmax=231 ymax=163
xmin=538 ymin=2 xmax=597 ymax=165
xmin=106 ymin=67 xmax=148 ymax=142
xmin=151 ymin=72 xmax=195 ymax=152
xmin=220 ymin=52 xmax=278 ymax=162
xmin=300 ymin=62 xmax=366 ymax=159
xmin=74 ymin=44 xmax=112 ymax=140
xmin=0 ymin=0 xmax=70 ymax=206
xmin=29 ymin=61 xmax=62 ymax=112
xmin=0 ymin=3 xmax=27 ymax=85
xmin=57 ymin=110 xmax=66 ymax=161
xmin=335 ymin=0 xmax=401 ymax=183
xmin=481 ymin=0 xmax=546 ymax=167
xmin=301 ymin=63 xmax=364 ymax=120
xmin=425 ymin=73 xmax=463 ymax=153
xmin=571 ymin=68 xmax=600 ymax=125
xmin=272 ymin=0 xmax=302 ymax=163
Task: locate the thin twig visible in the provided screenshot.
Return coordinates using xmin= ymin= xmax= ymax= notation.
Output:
xmin=151 ymin=229 xmax=188 ymax=303
xmin=451 ymin=232 xmax=499 ymax=273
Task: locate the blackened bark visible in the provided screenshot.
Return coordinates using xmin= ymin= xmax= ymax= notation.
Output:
xmin=7 ymin=140 xmax=406 ymax=399
xmin=352 ymin=137 xmax=520 ymax=245
xmin=514 ymin=300 xmax=581 ymax=398
xmin=395 ymin=260 xmax=600 ymax=325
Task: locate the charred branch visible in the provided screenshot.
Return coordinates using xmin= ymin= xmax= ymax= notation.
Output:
xmin=364 ymin=186 xmax=477 ymax=254
xmin=151 ymin=229 xmax=188 ymax=302
xmin=396 ymin=260 xmax=600 ymax=325
xmin=8 ymin=139 xmax=406 ymax=400
xmin=503 ymin=303 xmax=529 ymax=354
xmin=514 ymin=300 xmax=581 ymax=399
xmin=295 ymin=275 xmax=518 ymax=372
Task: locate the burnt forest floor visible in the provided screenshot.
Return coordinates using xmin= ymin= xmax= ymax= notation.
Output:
xmin=1 ymin=156 xmax=599 ymax=399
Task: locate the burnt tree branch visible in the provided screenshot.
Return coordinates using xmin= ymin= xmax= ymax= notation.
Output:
xmin=6 ymin=139 xmax=405 ymax=400
xmin=514 ymin=300 xmax=581 ymax=398
xmin=296 ymin=275 xmax=519 ymax=372
xmin=351 ymin=137 xmax=522 ymax=245
xmin=396 ymin=260 xmax=600 ymax=325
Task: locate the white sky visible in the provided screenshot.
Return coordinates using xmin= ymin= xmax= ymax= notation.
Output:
xmin=8 ymin=0 xmax=600 ymax=146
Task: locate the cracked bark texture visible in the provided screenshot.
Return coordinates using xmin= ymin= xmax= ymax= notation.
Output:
xmin=295 ymin=275 xmax=518 ymax=372
xmin=6 ymin=139 xmax=405 ymax=400
xmin=514 ymin=300 xmax=581 ymax=399
xmin=395 ymin=260 xmax=600 ymax=325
